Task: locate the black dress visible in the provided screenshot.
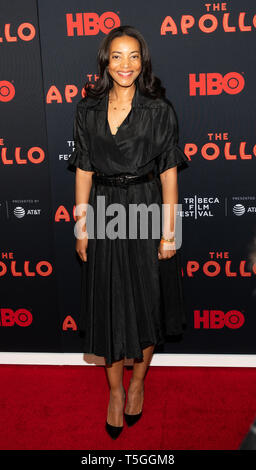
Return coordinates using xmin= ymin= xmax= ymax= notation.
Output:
xmin=68 ymin=82 xmax=189 ymax=365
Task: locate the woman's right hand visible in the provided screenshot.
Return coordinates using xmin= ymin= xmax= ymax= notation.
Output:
xmin=76 ymin=237 xmax=88 ymax=262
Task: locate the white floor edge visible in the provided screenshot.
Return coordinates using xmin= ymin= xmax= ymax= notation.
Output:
xmin=0 ymin=353 xmax=256 ymax=367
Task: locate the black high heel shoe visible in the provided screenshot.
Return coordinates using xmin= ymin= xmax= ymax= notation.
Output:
xmin=124 ymin=386 xmax=144 ymax=427
xmin=105 ymin=389 xmax=126 ymax=439
xmin=124 ymin=409 xmax=143 ymax=427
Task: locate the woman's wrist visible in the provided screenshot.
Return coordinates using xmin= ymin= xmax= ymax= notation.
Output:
xmin=161 ymin=232 xmax=175 ymax=243
xmin=160 ymin=230 xmax=176 ymax=250
xmin=81 ymin=223 xmax=89 ymax=238
xmin=160 ymin=239 xmax=176 ymax=250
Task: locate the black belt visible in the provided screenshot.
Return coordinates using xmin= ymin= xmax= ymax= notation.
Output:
xmin=93 ymin=171 xmax=155 ymax=187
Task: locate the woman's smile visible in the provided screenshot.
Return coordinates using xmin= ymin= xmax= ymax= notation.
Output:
xmin=117 ymin=71 xmax=133 ymax=79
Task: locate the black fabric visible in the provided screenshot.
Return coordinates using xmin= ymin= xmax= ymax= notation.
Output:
xmin=92 ymin=171 xmax=154 ymax=186
xmin=68 ymin=82 xmax=189 ymax=365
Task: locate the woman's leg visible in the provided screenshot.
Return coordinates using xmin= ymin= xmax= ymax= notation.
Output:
xmin=105 ymin=357 xmax=125 ymax=426
xmin=125 ymin=344 xmax=155 ymax=414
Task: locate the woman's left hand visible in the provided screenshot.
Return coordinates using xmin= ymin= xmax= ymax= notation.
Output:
xmin=158 ymin=242 xmax=176 ymax=260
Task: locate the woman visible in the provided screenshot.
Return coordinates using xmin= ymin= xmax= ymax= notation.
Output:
xmin=68 ymin=25 xmax=189 ymax=439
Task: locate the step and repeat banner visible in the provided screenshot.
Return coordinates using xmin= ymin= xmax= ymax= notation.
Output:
xmin=1 ymin=0 xmax=255 ymax=356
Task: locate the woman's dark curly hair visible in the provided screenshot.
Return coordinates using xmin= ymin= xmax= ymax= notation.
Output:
xmin=83 ymin=25 xmax=166 ymax=100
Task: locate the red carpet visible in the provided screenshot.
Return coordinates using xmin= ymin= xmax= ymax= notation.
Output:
xmin=0 ymin=364 xmax=256 ymax=450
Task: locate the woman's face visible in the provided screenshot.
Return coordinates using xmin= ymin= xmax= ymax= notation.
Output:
xmin=107 ymin=35 xmax=142 ymax=87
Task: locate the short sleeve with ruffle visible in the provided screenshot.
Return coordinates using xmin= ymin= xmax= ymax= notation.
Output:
xmin=157 ymin=103 xmax=189 ymax=175
xmin=67 ymin=102 xmax=94 ymax=172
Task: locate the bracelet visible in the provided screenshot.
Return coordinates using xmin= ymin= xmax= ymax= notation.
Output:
xmin=161 ymin=235 xmax=175 ymax=243
xmin=160 ymin=239 xmax=176 ymax=250
xmin=160 ymin=239 xmax=175 ymax=246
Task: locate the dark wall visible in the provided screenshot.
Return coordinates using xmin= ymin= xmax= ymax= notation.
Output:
xmin=1 ymin=0 xmax=255 ymax=354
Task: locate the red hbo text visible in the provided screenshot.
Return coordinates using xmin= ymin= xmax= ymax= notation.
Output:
xmin=189 ymin=72 xmax=244 ymax=96
xmin=0 ymin=308 xmax=33 ymax=327
xmin=66 ymin=12 xmax=120 ymax=36
xmin=194 ymin=310 xmax=245 ymax=329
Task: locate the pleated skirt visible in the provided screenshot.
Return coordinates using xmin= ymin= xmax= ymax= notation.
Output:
xmin=78 ymin=177 xmax=186 ymax=365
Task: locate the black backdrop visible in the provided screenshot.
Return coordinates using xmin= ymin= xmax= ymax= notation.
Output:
xmin=1 ymin=0 xmax=256 ymax=357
